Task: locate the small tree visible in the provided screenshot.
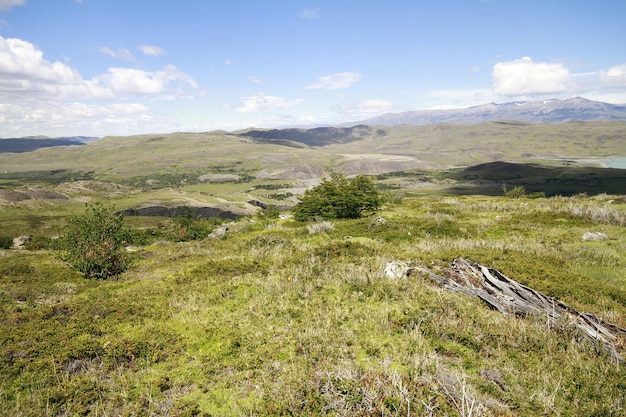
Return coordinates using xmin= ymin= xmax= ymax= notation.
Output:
xmin=294 ymin=173 xmax=381 ymax=221
xmin=60 ymin=202 xmax=131 ymax=279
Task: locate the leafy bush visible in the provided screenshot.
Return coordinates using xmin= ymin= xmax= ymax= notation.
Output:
xmin=59 ymin=202 xmax=131 ymax=279
xmin=294 ymin=173 xmax=381 ymax=221
xmin=171 ymin=206 xmax=219 ymax=241
xmin=502 ymin=183 xmax=526 ymax=198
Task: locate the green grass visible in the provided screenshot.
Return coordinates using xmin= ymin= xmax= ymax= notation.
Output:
xmin=1 ymin=192 xmax=625 ymax=416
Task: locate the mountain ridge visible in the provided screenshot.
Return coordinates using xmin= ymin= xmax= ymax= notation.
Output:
xmin=342 ymin=97 xmax=626 ymax=127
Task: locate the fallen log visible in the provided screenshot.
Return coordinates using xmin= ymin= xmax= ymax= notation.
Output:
xmin=410 ymin=258 xmax=625 ymax=363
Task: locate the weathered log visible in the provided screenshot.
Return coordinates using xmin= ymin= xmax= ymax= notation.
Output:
xmin=412 ymin=258 xmax=625 ymax=363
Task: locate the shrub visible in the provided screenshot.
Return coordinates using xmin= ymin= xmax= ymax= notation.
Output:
xmin=501 ymin=183 xmax=526 ymax=198
xmin=171 ymin=206 xmax=219 ymax=241
xmin=0 ymin=235 xmax=13 ymax=249
xmin=59 ymin=202 xmax=131 ymax=279
xmin=294 ymin=173 xmax=381 ymax=221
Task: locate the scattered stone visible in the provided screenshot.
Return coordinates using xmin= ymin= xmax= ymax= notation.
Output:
xmin=12 ymin=236 xmax=30 ymax=249
xmin=374 ymin=216 xmax=387 ymax=225
xmin=208 ymin=225 xmax=230 ymax=239
xmin=384 ymin=261 xmax=411 ymax=279
xmin=495 ymin=215 xmax=503 ymax=221
xmin=582 ymin=232 xmax=608 ymax=242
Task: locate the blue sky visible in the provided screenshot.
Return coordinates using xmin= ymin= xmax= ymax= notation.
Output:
xmin=1 ymin=0 xmax=625 ymax=137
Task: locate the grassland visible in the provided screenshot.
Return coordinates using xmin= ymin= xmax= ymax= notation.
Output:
xmin=1 ymin=188 xmax=625 ymax=416
xmin=1 ymin=121 xmax=625 ymax=415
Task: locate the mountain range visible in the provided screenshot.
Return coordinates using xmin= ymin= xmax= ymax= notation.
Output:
xmin=0 ymin=136 xmax=98 ymax=153
xmin=344 ymin=97 xmax=626 ymax=126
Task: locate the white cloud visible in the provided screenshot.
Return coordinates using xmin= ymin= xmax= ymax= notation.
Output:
xmin=99 ymin=46 xmax=137 ymax=62
xmin=299 ymin=7 xmax=320 ymax=20
xmin=305 ymin=72 xmax=362 ymax=90
xmin=0 ymin=101 xmax=159 ymax=137
xmin=600 ymin=63 xmax=626 ymax=87
xmin=0 ymin=36 xmax=198 ymax=100
xmin=98 ymin=65 xmax=198 ymax=95
xmin=492 ymin=57 xmax=569 ymax=96
xmin=0 ymin=36 xmax=201 ymax=136
xmin=248 ymin=75 xmax=262 ymax=84
xmin=0 ymin=0 xmax=24 ymax=11
xmin=0 ymin=36 xmax=105 ymax=99
xmin=138 ymin=44 xmax=165 ymax=57
xmin=236 ymin=92 xmax=305 ymax=113
xmin=338 ymin=99 xmax=396 ymax=117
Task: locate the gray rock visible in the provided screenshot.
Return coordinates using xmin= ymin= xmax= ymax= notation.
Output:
xmin=582 ymin=232 xmax=608 ymax=242
xmin=12 ymin=236 xmax=30 ymax=249
xmin=384 ymin=261 xmax=412 ymax=279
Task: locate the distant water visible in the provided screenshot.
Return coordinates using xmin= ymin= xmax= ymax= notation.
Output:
xmin=606 ymin=157 xmax=626 ymax=169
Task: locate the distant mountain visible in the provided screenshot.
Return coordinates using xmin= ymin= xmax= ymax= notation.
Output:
xmin=0 ymin=136 xmax=98 ymax=153
xmin=344 ymin=97 xmax=626 ymax=126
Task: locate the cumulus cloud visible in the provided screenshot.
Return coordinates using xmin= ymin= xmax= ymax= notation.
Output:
xmin=0 ymin=0 xmax=24 ymax=11
xmin=600 ymin=63 xmax=626 ymax=87
xmin=305 ymin=72 xmax=362 ymax=90
xmin=0 ymin=36 xmax=106 ymax=99
xmin=248 ymin=75 xmax=263 ymax=84
xmin=492 ymin=57 xmax=569 ymax=96
xmin=0 ymin=101 xmax=159 ymax=137
xmin=299 ymin=7 xmax=320 ymax=20
xmin=0 ymin=35 xmax=200 ymax=136
xmin=236 ymin=92 xmax=304 ymax=113
xmin=0 ymin=36 xmax=198 ymax=101
xmin=138 ymin=44 xmax=165 ymax=57
xmin=338 ymin=99 xmax=396 ymax=117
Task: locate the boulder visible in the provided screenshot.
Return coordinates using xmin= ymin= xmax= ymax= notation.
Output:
xmin=384 ymin=261 xmax=411 ymax=279
xmin=12 ymin=236 xmax=30 ymax=249
xmin=208 ymin=225 xmax=230 ymax=239
xmin=582 ymin=232 xmax=608 ymax=242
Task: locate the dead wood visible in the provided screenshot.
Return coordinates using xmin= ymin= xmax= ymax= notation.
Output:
xmin=413 ymin=258 xmax=625 ymax=363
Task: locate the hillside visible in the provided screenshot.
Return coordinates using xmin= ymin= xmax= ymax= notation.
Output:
xmin=0 ymin=121 xmax=624 ymax=185
xmin=1 ymin=191 xmax=624 ymax=416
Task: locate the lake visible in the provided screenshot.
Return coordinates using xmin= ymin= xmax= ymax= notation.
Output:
xmin=606 ymin=157 xmax=626 ymax=169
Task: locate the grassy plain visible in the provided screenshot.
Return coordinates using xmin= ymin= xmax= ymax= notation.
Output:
xmin=1 ymin=121 xmax=625 ymax=415
xmin=1 ymin=188 xmax=625 ymax=416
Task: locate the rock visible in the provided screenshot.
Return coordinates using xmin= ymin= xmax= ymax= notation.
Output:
xmin=384 ymin=261 xmax=412 ymax=279
xmin=208 ymin=225 xmax=229 ymax=239
xmin=12 ymin=236 xmax=30 ymax=249
xmin=247 ymin=199 xmax=267 ymax=209
xmin=374 ymin=216 xmax=387 ymax=225
xmin=582 ymin=232 xmax=608 ymax=242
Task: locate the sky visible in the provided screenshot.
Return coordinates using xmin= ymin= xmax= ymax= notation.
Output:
xmin=1 ymin=0 xmax=625 ymax=137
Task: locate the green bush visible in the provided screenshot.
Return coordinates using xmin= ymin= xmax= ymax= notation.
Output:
xmin=294 ymin=173 xmax=381 ymax=221
xmin=502 ymin=183 xmax=526 ymax=198
xmin=59 ymin=202 xmax=131 ymax=279
xmin=0 ymin=235 xmax=13 ymax=249
xmin=171 ymin=206 xmax=220 ymax=241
